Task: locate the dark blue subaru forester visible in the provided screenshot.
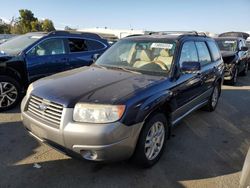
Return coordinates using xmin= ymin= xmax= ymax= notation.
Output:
xmin=0 ymin=31 xmax=109 ymax=111
xmin=21 ymin=31 xmax=224 ymax=167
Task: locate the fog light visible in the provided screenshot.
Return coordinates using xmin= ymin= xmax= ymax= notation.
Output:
xmin=80 ymin=150 xmax=98 ymax=160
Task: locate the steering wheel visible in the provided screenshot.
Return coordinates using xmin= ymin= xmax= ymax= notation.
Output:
xmin=153 ymin=60 xmax=169 ymax=71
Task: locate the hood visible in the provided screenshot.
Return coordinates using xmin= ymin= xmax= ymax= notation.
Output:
xmin=221 ymin=51 xmax=237 ymax=57
xmin=30 ymin=66 xmax=166 ymax=107
xmin=221 ymin=51 xmax=237 ymax=64
xmin=0 ymin=54 xmax=14 ymax=63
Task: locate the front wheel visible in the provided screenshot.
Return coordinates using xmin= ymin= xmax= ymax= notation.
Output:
xmin=229 ymin=67 xmax=238 ymax=85
xmin=132 ymin=113 xmax=168 ymax=168
xmin=241 ymin=62 xmax=248 ymax=76
xmin=0 ymin=76 xmax=21 ymax=112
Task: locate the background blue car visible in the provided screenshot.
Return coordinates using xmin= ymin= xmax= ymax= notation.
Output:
xmin=0 ymin=31 xmax=109 ymax=111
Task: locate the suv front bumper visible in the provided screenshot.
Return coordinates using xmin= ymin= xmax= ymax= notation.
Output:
xmin=21 ymin=95 xmax=143 ymax=162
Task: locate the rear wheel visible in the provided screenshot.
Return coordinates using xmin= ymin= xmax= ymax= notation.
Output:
xmin=0 ymin=76 xmax=21 ymax=112
xmin=132 ymin=113 xmax=168 ymax=168
xmin=205 ymin=83 xmax=220 ymax=112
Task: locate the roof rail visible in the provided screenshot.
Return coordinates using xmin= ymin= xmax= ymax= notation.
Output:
xmin=148 ymin=31 xmax=207 ymax=37
xmin=48 ymin=30 xmax=102 ymax=39
xmin=125 ymin=34 xmax=144 ymax=38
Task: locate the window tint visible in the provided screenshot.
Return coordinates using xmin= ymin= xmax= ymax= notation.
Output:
xmin=179 ymin=41 xmax=198 ymax=67
xmin=195 ymin=42 xmax=211 ymax=65
xmin=68 ymin=38 xmax=88 ymax=52
xmin=28 ymin=38 xmax=65 ymax=56
xmin=85 ymin=40 xmax=105 ymax=50
xmin=207 ymin=41 xmax=221 ymax=61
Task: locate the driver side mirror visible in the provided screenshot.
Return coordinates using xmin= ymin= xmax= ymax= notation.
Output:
xmin=240 ymin=46 xmax=248 ymax=51
xmin=181 ymin=61 xmax=201 ymax=73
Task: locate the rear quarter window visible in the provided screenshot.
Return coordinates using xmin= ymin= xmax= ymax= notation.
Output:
xmin=207 ymin=41 xmax=221 ymax=61
xmin=85 ymin=40 xmax=106 ymax=51
xmin=68 ymin=38 xmax=88 ymax=53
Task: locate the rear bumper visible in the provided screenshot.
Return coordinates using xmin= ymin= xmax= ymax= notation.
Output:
xmin=21 ymin=95 xmax=143 ymax=162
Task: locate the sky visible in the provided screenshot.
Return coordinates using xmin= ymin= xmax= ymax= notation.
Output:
xmin=0 ymin=0 xmax=250 ymax=33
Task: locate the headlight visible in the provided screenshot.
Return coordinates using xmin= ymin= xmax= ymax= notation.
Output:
xmin=26 ymin=84 xmax=34 ymax=95
xmin=73 ymin=103 xmax=126 ymax=123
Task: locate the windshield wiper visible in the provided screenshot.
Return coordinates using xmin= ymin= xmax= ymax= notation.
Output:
xmin=92 ymin=64 xmax=107 ymax=70
xmin=107 ymin=66 xmax=141 ymax=74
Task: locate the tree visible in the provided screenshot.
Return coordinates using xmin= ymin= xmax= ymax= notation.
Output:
xmin=0 ymin=10 xmax=56 ymax=34
xmin=19 ymin=9 xmax=38 ymax=33
xmin=42 ymin=19 xmax=55 ymax=32
xmin=31 ymin=20 xmax=42 ymax=32
xmin=0 ymin=19 xmax=11 ymax=34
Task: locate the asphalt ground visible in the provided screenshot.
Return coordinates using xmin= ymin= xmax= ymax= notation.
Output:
xmin=1 ymin=73 xmax=250 ymax=188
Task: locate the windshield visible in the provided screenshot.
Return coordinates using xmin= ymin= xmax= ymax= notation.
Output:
xmin=216 ymin=39 xmax=238 ymax=52
xmin=95 ymin=39 xmax=176 ymax=76
xmin=0 ymin=33 xmax=45 ymax=55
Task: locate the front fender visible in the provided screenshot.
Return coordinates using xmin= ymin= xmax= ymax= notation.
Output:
xmin=135 ymin=90 xmax=172 ymax=123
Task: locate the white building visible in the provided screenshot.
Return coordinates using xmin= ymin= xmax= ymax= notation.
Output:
xmin=77 ymin=27 xmax=145 ymax=39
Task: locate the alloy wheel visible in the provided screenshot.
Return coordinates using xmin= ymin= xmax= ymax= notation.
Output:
xmin=244 ymin=63 xmax=248 ymax=75
xmin=0 ymin=82 xmax=18 ymax=108
xmin=233 ymin=68 xmax=238 ymax=84
xmin=211 ymin=86 xmax=219 ymax=108
xmin=144 ymin=121 xmax=165 ymax=161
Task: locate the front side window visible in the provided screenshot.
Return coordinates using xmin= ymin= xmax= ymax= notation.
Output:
xmin=179 ymin=41 xmax=198 ymax=67
xmin=216 ymin=39 xmax=238 ymax=52
xmin=68 ymin=38 xmax=88 ymax=52
xmin=28 ymin=38 xmax=66 ymax=56
xmin=195 ymin=42 xmax=212 ymax=66
xmin=95 ymin=39 xmax=176 ymax=76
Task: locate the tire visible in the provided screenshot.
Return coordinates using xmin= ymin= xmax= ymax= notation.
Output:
xmin=241 ymin=62 xmax=248 ymax=76
xmin=205 ymin=83 xmax=221 ymax=112
xmin=229 ymin=67 xmax=238 ymax=85
xmin=0 ymin=76 xmax=21 ymax=112
xmin=132 ymin=113 xmax=168 ymax=168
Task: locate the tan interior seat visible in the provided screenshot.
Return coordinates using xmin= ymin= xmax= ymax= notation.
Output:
xmin=133 ymin=50 xmax=152 ymax=68
xmin=154 ymin=49 xmax=173 ymax=70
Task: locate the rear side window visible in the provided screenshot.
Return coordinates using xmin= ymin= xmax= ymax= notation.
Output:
xmin=207 ymin=41 xmax=221 ymax=61
xmin=179 ymin=41 xmax=198 ymax=67
xmin=195 ymin=42 xmax=211 ymax=66
xmin=85 ymin=40 xmax=105 ymax=50
xmin=68 ymin=38 xmax=88 ymax=53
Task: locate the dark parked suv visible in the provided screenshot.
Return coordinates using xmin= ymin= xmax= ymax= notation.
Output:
xmin=21 ymin=31 xmax=224 ymax=167
xmin=215 ymin=37 xmax=248 ymax=85
xmin=0 ymin=31 xmax=109 ymax=111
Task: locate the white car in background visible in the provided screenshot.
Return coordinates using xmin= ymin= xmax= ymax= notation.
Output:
xmin=240 ymin=147 xmax=250 ymax=188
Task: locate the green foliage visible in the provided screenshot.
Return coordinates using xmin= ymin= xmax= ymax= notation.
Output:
xmin=0 ymin=19 xmax=10 ymax=33
xmin=0 ymin=9 xmax=55 ymax=34
xmin=41 ymin=19 xmax=55 ymax=32
xmin=31 ymin=20 xmax=42 ymax=32
xmin=19 ymin=9 xmax=37 ymax=33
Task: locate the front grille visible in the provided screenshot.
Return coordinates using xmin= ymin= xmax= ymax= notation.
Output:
xmin=26 ymin=95 xmax=63 ymax=128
